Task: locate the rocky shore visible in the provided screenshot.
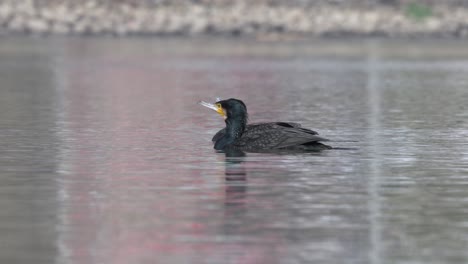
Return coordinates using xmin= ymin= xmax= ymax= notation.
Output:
xmin=1 ymin=0 xmax=468 ymax=37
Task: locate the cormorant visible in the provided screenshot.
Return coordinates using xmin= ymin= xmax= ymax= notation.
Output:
xmin=199 ymin=98 xmax=332 ymax=151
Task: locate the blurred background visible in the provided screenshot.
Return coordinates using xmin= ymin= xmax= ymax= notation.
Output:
xmin=1 ymin=0 xmax=468 ymax=37
xmin=1 ymin=1 xmax=468 ymax=264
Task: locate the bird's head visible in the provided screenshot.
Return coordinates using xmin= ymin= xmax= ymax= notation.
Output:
xmin=199 ymin=98 xmax=248 ymax=121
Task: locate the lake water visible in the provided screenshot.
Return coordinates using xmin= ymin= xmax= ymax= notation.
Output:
xmin=1 ymin=36 xmax=468 ymax=264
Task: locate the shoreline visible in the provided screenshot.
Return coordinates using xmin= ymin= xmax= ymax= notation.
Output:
xmin=1 ymin=1 xmax=468 ymax=38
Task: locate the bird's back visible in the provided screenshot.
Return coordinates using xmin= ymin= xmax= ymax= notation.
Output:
xmin=212 ymin=122 xmax=330 ymax=150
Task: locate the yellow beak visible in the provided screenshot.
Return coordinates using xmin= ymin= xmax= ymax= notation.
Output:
xmin=199 ymin=101 xmax=226 ymax=119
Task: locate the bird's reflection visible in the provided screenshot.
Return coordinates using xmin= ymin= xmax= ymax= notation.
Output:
xmin=222 ymin=148 xmax=248 ymax=248
xmin=224 ymin=148 xmax=246 ymax=182
xmin=221 ymin=149 xmax=281 ymax=263
xmin=223 ymin=148 xmax=247 ymax=211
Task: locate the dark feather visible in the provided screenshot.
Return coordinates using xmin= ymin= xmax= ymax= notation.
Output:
xmin=212 ymin=122 xmax=328 ymax=150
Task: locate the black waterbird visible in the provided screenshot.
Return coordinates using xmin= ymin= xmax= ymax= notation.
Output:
xmin=199 ymin=98 xmax=332 ymax=151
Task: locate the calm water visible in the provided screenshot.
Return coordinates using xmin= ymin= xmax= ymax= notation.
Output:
xmin=1 ymin=37 xmax=468 ymax=264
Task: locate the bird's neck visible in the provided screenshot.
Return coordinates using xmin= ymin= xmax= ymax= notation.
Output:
xmin=214 ymin=116 xmax=247 ymax=150
xmin=225 ymin=117 xmax=247 ymax=140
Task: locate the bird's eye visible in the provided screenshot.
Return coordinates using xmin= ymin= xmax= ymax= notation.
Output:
xmin=216 ymin=103 xmax=221 ymax=108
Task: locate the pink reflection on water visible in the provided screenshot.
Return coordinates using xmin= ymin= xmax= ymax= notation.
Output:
xmin=57 ymin=50 xmax=286 ymax=264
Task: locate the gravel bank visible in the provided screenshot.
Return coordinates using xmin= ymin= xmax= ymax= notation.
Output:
xmin=1 ymin=0 xmax=468 ymax=37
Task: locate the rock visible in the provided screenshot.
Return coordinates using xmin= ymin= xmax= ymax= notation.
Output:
xmin=51 ymin=22 xmax=70 ymax=34
xmin=0 ymin=3 xmax=13 ymax=19
xmin=0 ymin=0 xmax=468 ymax=37
xmin=7 ymin=16 xmax=26 ymax=32
xmin=27 ymin=18 xmax=48 ymax=33
xmin=72 ymin=21 xmax=88 ymax=34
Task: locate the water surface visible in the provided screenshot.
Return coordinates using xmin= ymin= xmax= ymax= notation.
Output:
xmin=1 ymin=37 xmax=468 ymax=264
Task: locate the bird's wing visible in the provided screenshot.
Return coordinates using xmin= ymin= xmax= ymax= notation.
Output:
xmin=235 ymin=123 xmax=327 ymax=149
xmin=212 ymin=128 xmax=226 ymax=142
xmin=272 ymin=128 xmax=329 ymax=148
xmin=274 ymin=122 xmax=302 ymax=128
xmin=212 ymin=122 xmax=307 ymax=142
